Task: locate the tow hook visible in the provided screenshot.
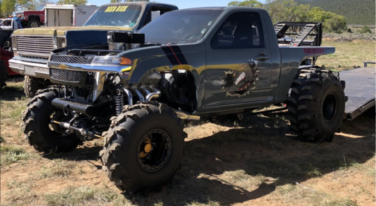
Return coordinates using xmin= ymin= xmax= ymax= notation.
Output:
xmin=51 ymin=120 xmax=103 ymax=140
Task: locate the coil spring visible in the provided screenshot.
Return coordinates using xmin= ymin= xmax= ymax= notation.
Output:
xmin=114 ymin=90 xmax=124 ymax=115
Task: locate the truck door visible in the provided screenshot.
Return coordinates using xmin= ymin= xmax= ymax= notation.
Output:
xmin=204 ymin=11 xmax=273 ymax=110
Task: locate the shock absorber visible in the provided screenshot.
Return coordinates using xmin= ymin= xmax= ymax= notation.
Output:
xmin=114 ymin=89 xmax=124 ymax=115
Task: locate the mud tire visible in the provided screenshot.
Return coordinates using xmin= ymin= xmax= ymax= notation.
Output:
xmin=100 ymin=102 xmax=184 ymax=193
xmin=286 ymin=68 xmax=346 ymax=143
xmin=24 ymin=76 xmax=49 ymax=98
xmin=22 ymin=88 xmax=82 ymax=152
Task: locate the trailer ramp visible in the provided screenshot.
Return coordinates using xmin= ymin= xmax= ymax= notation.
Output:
xmin=340 ymin=67 xmax=375 ymax=120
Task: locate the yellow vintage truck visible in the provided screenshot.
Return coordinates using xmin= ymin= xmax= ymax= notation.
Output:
xmin=9 ymin=2 xmax=178 ymax=97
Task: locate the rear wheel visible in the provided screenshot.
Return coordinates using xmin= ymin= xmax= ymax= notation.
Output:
xmin=22 ymin=89 xmax=82 ymax=152
xmin=27 ymin=19 xmax=40 ymax=28
xmin=100 ymin=102 xmax=184 ymax=193
xmin=286 ymin=68 xmax=346 ymax=143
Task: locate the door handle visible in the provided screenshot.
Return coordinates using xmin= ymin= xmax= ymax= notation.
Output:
xmin=256 ymin=54 xmax=270 ymax=61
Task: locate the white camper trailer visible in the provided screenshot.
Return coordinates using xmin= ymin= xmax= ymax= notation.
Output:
xmin=44 ymin=4 xmax=98 ymax=27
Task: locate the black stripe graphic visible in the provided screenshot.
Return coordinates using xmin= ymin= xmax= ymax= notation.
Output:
xmin=170 ymin=46 xmax=188 ymax=65
xmin=161 ymin=46 xmax=179 ymax=65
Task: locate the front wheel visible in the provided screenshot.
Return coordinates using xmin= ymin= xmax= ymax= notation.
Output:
xmin=22 ymin=89 xmax=82 ymax=152
xmin=100 ymin=102 xmax=184 ymax=193
xmin=286 ymin=68 xmax=346 ymax=143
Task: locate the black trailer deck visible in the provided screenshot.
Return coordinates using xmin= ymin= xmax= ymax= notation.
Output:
xmin=340 ymin=67 xmax=375 ymax=120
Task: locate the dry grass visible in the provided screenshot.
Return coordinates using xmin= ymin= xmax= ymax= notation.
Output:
xmin=1 ymin=145 xmax=29 ymax=165
xmin=44 ymin=186 xmax=133 ymax=206
xmin=316 ymin=40 xmax=376 ymax=70
xmin=1 ymin=42 xmax=375 ymax=206
xmin=36 ymin=160 xmax=77 ymax=179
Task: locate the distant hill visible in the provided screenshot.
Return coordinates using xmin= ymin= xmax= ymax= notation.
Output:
xmin=295 ymin=0 xmax=375 ymax=25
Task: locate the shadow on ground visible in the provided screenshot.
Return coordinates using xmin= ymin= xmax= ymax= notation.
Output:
xmin=0 ymin=76 xmax=25 ymax=101
xmin=34 ymin=106 xmax=375 ymax=206
xmin=132 ymin=108 xmax=375 ymax=205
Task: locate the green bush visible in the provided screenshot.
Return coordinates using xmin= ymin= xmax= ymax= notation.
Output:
xmin=359 ymin=25 xmax=372 ymax=33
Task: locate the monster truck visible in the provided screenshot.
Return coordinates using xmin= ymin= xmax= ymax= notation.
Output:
xmin=22 ymin=7 xmax=346 ymax=193
xmin=9 ymin=2 xmax=178 ymax=98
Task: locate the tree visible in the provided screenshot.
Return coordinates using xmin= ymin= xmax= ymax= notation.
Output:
xmin=254 ymin=0 xmax=348 ymax=33
xmin=17 ymin=0 xmax=38 ymax=10
xmin=57 ymin=0 xmax=87 ymax=5
xmin=308 ymin=7 xmax=347 ymax=33
xmin=1 ymin=0 xmax=16 ymax=17
xmin=228 ymin=0 xmax=262 ymax=7
xmin=110 ymin=0 xmax=149 ymax=3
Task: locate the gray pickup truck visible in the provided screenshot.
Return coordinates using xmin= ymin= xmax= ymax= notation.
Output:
xmin=9 ymin=2 xmax=178 ymax=97
xmin=21 ymin=7 xmax=346 ymax=193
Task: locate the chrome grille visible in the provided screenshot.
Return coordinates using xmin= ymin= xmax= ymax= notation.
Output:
xmin=50 ymin=55 xmax=90 ymax=64
xmin=51 ymin=69 xmax=83 ymax=83
xmin=16 ymin=36 xmax=54 ymax=54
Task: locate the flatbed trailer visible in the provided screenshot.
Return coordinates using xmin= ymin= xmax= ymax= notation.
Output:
xmin=340 ymin=66 xmax=375 ymax=120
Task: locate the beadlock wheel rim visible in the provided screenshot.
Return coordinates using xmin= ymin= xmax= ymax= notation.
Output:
xmin=137 ymin=129 xmax=172 ymax=172
xmin=322 ymin=94 xmax=337 ymax=121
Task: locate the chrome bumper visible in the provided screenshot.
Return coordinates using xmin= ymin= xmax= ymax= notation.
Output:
xmin=9 ymin=59 xmax=50 ymax=79
xmin=48 ymin=61 xmax=127 ymax=73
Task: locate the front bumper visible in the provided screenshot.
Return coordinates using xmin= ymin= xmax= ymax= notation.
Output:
xmin=9 ymin=59 xmax=50 ymax=79
xmin=48 ymin=61 xmax=129 ymax=73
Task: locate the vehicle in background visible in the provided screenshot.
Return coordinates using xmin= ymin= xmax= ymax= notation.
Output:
xmin=14 ymin=4 xmax=99 ymax=28
xmin=0 ymin=29 xmax=18 ymax=89
xmin=0 ymin=16 xmax=23 ymax=30
xmin=9 ymin=2 xmax=178 ymax=97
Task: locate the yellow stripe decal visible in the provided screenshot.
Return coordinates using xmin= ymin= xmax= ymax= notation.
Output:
xmin=121 ymin=66 xmax=132 ymax=72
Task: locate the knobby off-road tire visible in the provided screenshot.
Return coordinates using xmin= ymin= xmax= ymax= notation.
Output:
xmin=286 ymin=68 xmax=346 ymax=143
xmin=24 ymin=76 xmax=49 ymax=98
xmin=100 ymin=102 xmax=184 ymax=193
xmin=22 ymin=88 xmax=82 ymax=152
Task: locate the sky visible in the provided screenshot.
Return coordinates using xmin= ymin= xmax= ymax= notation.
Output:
xmin=86 ymin=0 xmax=267 ymax=9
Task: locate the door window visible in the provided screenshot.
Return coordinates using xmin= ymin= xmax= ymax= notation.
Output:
xmin=211 ymin=12 xmax=264 ymax=49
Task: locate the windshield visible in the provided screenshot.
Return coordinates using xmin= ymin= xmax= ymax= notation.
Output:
xmin=139 ymin=10 xmax=223 ymax=44
xmin=84 ymin=4 xmax=142 ymax=27
xmin=36 ymin=5 xmax=44 ymax=11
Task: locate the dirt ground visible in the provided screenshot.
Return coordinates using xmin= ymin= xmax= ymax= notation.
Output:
xmin=0 ymin=80 xmax=374 ymax=206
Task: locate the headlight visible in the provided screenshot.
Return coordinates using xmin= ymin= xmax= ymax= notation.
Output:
xmin=91 ymin=56 xmax=132 ymax=66
xmin=56 ymin=37 xmax=66 ymax=48
xmin=12 ymin=36 xmax=18 ymax=56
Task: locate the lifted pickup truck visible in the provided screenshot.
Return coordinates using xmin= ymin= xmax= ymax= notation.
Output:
xmin=22 ymin=7 xmax=346 ymax=193
xmin=9 ymin=2 xmax=178 ymax=97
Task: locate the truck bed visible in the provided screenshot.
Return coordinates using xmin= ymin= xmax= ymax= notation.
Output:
xmin=340 ymin=67 xmax=375 ymax=120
